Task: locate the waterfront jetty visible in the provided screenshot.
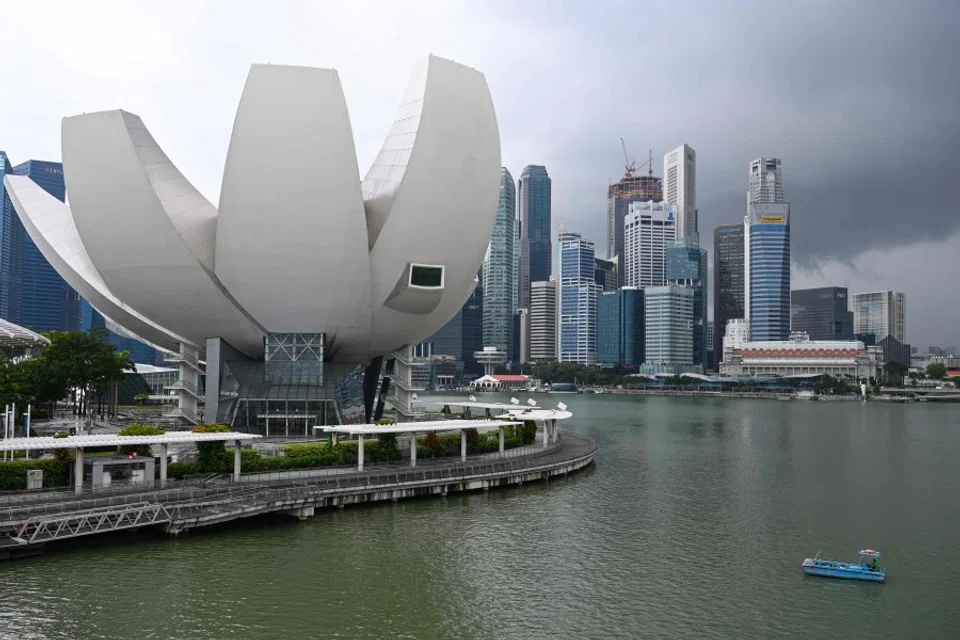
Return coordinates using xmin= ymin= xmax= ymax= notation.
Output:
xmin=0 ymin=417 xmax=595 ymax=560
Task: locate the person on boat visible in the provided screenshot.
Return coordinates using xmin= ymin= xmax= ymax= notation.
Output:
xmin=870 ymin=559 xmax=878 ymax=571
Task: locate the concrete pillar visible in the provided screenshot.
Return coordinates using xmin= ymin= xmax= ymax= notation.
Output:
xmin=499 ymin=426 xmax=505 ymax=453
xmin=410 ymin=434 xmax=417 ymax=467
xmin=233 ymin=440 xmax=241 ymax=481
xmin=542 ymin=421 xmax=548 ymax=447
xmin=358 ymin=435 xmax=365 ymax=471
xmin=74 ymin=448 xmax=84 ymax=495
xmin=331 ymin=432 xmax=338 ymax=446
xmin=159 ymin=443 xmax=168 ymax=488
xmin=460 ymin=430 xmax=467 ymax=461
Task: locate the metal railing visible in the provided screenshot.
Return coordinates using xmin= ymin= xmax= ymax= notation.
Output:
xmin=0 ymin=434 xmax=597 ymax=531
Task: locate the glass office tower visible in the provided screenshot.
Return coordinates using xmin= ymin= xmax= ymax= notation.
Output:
xmin=518 ymin=165 xmax=551 ymax=308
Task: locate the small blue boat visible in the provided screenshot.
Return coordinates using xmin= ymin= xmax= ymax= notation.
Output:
xmin=801 ymin=549 xmax=886 ymax=582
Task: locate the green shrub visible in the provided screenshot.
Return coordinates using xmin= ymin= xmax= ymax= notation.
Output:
xmin=0 ymin=458 xmax=70 ymax=491
xmin=283 ymin=443 xmax=340 ymax=467
xmin=521 ymin=421 xmax=538 ymax=445
xmin=166 ymin=462 xmax=200 ymax=479
xmin=191 ymin=423 xmax=233 ymax=473
xmin=418 ymin=431 xmax=445 ymax=458
xmin=53 ymin=432 xmax=68 ymax=439
xmin=371 ymin=433 xmax=401 ymax=461
xmin=118 ymin=423 xmax=164 ymax=456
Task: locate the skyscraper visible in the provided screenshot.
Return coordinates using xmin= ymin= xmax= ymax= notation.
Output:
xmin=791 ymin=287 xmax=854 ymax=340
xmin=0 ymin=153 xmax=81 ymax=332
xmin=623 ymin=200 xmax=677 ymax=289
xmin=744 ymin=157 xmax=790 ymax=342
xmin=666 ymin=234 xmax=707 ymax=366
xmin=529 ymin=280 xmax=558 ymax=362
xmin=664 ymin=144 xmax=696 ymax=239
xmin=518 ymin=165 xmax=551 ymax=308
xmin=598 ymin=287 xmax=644 ymax=367
xmin=852 ymin=291 xmax=906 ymax=343
xmin=558 ymin=231 xmax=600 ymax=364
xmin=644 ymin=285 xmax=694 ymax=368
xmin=607 ymin=171 xmax=662 ymax=285
xmin=483 ymin=167 xmax=517 ymax=359
xmin=713 ymin=224 xmax=745 ymax=362
xmin=594 ymin=257 xmax=618 ymax=292
xmin=419 ymin=282 xmax=484 ymax=378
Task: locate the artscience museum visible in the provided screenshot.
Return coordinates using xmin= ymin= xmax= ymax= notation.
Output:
xmin=4 ymin=55 xmax=501 ymax=433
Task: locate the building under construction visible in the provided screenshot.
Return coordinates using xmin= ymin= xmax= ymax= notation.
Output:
xmin=607 ymin=144 xmax=663 ymax=285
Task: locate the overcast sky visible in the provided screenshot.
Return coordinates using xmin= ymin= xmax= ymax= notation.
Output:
xmin=1 ymin=1 xmax=957 ymax=346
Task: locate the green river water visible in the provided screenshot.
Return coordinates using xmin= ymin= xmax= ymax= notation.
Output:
xmin=1 ymin=393 xmax=958 ymax=639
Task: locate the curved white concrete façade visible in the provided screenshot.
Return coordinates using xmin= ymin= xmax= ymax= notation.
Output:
xmin=365 ymin=55 xmax=501 ymax=356
xmin=8 ymin=56 xmax=500 ymax=367
xmin=216 ymin=64 xmax=373 ymax=363
xmin=61 ymin=110 xmax=266 ymax=358
xmin=4 ymin=174 xmax=186 ymax=353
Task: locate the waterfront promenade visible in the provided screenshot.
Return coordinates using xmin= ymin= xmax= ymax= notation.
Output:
xmin=0 ymin=432 xmax=596 ymax=558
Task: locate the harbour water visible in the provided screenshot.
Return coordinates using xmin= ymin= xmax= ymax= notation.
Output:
xmin=2 ymin=394 xmax=959 ymax=639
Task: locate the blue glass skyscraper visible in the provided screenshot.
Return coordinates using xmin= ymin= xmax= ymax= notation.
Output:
xmin=483 ymin=167 xmax=516 ymax=360
xmin=558 ymin=231 xmax=600 ymax=364
xmin=597 ymin=288 xmax=644 ymax=367
xmin=0 ymin=153 xmax=81 ymax=332
xmin=518 ymin=165 xmax=551 ymax=309
xmin=80 ymin=299 xmax=163 ymax=365
xmin=745 ymin=157 xmax=790 ymax=341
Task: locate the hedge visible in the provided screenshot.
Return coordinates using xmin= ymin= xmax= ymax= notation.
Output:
xmin=0 ymin=458 xmax=70 ymax=491
xmin=118 ymin=423 xmax=165 ymax=456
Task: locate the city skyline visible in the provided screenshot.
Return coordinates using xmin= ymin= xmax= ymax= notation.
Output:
xmin=0 ymin=2 xmax=955 ymax=345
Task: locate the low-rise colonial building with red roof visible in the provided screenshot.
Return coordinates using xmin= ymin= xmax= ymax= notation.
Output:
xmin=720 ymin=332 xmax=882 ymax=379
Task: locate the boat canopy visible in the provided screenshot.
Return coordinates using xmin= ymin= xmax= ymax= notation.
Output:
xmin=859 ymin=549 xmax=882 ymax=557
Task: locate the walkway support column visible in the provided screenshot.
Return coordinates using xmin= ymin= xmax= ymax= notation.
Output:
xmin=233 ymin=440 xmax=241 ymax=481
xmin=498 ymin=426 xmax=505 ymax=453
xmin=542 ymin=421 xmax=548 ymax=447
xmin=159 ymin=443 xmax=168 ymax=488
xmin=358 ymin=435 xmax=365 ymax=471
xmin=74 ymin=447 xmax=84 ymax=495
xmin=410 ymin=434 xmax=417 ymax=468
xmin=460 ymin=430 xmax=467 ymax=462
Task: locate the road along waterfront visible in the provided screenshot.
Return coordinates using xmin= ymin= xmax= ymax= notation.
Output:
xmin=1 ymin=392 xmax=958 ymax=639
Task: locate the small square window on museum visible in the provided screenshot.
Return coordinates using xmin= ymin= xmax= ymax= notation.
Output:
xmin=410 ymin=264 xmax=444 ymax=288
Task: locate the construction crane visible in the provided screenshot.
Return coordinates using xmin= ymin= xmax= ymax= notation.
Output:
xmin=620 ymin=139 xmax=655 ymax=179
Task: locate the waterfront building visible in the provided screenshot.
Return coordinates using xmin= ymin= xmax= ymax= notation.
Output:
xmin=644 ymin=285 xmax=693 ymax=369
xmin=482 ymin=167 xmax=517 ymax=360
xmin=6 ymin=56 xmax=501 ymax=429
xmin=744 ymin=157 xmax=790 ymax=342
xmin=623 ymin=200 xmax=677 ymax=289
xmin=529 ymin=280 xmax=558 ymax=362
xmin=518 ymin=165 xmax=551 ymax=308
xmin=597 ymin=287 xmax=644 ymax=366
xmin=666 ymin=233 xmax=707 ymax=366
xmin=607 ymin=171 xmax=663 ymax=285
xmin=663 ymin=144 xmax=697 ymax=239
xmin=722 ymin=318 xmax=751 ymax=361
xmin=790 ymin=287 xmax=853 ymax=341
xmin=852 ymin=291 xmax=906 ymax=343
xmin=558 ymin=231 xmax=600 ymax=364
xmin=720 ymin=332 xmax=881 ymax=379
xmin=713 ymin=224 xmax=745 ymax=362
xmin=594 ymin=257 xmax=618 ymax=292
xmin=0 ymin=153 xmax=81 ymax=333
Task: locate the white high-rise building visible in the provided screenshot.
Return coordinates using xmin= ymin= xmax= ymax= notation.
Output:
xmin=852 ymin=291 xmax=906 ymax=343
xmin=623 ymin=200 xmax=677 ymax=289
xmin=530 ymin=280 xmax=558 ymax=361
xmin=664 ymin=144 xmax=696 ymax=239
xmin=748 ymin=156 xmax=785 ymax=204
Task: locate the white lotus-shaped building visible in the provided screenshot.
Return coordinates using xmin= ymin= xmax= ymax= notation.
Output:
xmin=4 ymin=56 xmax=500 ymax=429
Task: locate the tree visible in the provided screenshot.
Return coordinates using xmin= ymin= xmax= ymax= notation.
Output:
xmin=926 ymin=362 xmax=947 ymax=380
xmin=883 ymin=361 xmax=908 ymax=387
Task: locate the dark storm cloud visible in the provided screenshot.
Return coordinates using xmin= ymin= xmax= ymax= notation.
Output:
xmin=485 ymin=0 xmax=960 ymax=263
